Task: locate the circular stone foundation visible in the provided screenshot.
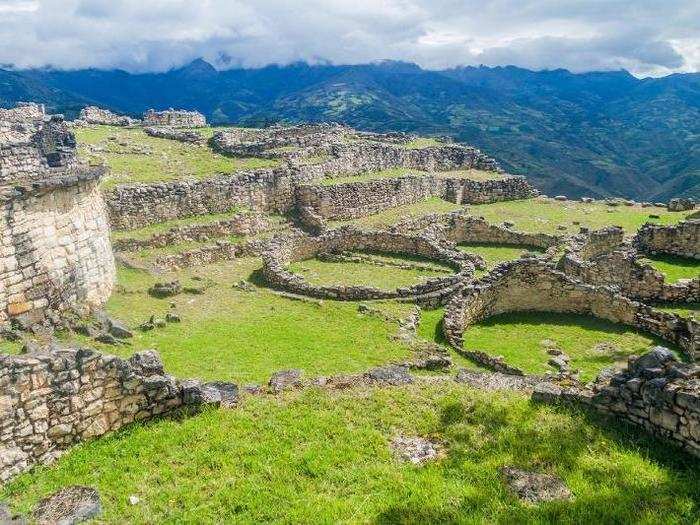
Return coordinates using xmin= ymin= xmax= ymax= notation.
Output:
xmin=262 ymin=227 xmax=474 ymax=302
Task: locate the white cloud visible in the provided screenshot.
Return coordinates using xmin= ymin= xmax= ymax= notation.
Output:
xmin=0 ymin=0 xmax=697 ymax=76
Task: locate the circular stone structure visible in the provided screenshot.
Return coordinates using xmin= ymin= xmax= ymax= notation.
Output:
xmin=261 ymin=227 xmax=475 ymax=303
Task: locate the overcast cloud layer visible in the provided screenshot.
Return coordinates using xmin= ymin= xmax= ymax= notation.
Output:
xmin=1 ymin=0 xmax=698 ymax=76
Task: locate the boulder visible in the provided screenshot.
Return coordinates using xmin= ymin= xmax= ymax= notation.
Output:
xmin=268 ymin=369 xmax=303 ymax=393
xmin=365 ymin=365 xmax=413 ymax=385
xmin=501 ymin=467 xmax=573 ymax=503
xmin=668 ymin=198 xmax=695 ymax=212
xmin=148 ymin=281 xmax=182 ymax=298
xmin=33 ymin=486 xmax=101 ymax=525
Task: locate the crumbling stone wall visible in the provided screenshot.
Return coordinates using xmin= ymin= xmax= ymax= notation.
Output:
xmin=534 ymin=347 xmax=700 ymax=458
xmin=559 ymin=228 xmax=699 ymax=304
xmin=262 ymin=227 xmax=473 ymax=304
xmin=77 ymin=107 xmax=138 ymax=127
xmin=112 ymin=212 xmax=272 ymax=252
xmin=295 ymin=175 xmax=536 ymax=221
xmin=0 ymin=104 xmax=115 ymax=328
xmin=634 ymin=220 xmax=700 ymax=260
xmin=104 ymin=168 xmax=301 ymax=230
xmin=0 ymin=349 xmax=182 ymax=482
xmin=143 ymin=127 xmax=204 ymax=144
xmin=1 ymin=104 xmax=77 ymax=184
xmin=143 ymin=109 xmax=206 ymax=128
xmin=437 ymin=214 xmax=560 ymax=250
xmin=443 ymin=259 xmax=699 ymax=365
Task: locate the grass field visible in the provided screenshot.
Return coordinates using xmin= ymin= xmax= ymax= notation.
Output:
xmin=468 ymin=198 xmax=692 ymax=235
xmin=3 ymin=384 xmax=698 ymax=523
xmin=66 ymin=261 xmax=413 ymax=384
xmin=418 ymin=309 xmax=670 ymax=381
xmin=289 ymin=252 xmax=453 ymax=290
xmin=642 ymin=254 xmax=699 ymax=283
xmin=75 ymin=126 xmax=277 ymax=188
xmin=656 ymin=303 xmax=699 ymax=321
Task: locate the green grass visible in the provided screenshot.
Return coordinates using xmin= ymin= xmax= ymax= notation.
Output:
xmin=655 ymin=303 xmax=699 ymax=321
xmin=333 ymin=197 xmax=463 ymax=229
xmin=468 ymin=198 xmax=693 ymax=236
xmin=75 ymin=125 xmax=277 ymax=188
xmin=111 ymin=208 xmax=251 ymax=239
xmin=289 ymin=252 xmax=453 ymax=290
xmin=0 ymin=339 xmax=21 ymax=354
xmin=418 ymin=309 xmax=673 ymax=382
xmin=4 ymin=383 xmax=699 ymax=523
xmin=65 ymin=261 xmax=412 ymax=384
xmin=642 ymin=254 xmax=699 ymax=283
xmin=458 ymin=243 xmax=545 ymax=276
xmin=402 ymin=137 xmax=443 ymax=148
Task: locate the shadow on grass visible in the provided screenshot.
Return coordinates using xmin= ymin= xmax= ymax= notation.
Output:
xmin=377 ymin=394 xmax=700 ymax=523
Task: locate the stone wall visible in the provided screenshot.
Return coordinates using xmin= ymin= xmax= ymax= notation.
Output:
xmin=261 ymin=227 xmax=473 ymax=304
xmin=143 ymin=109 xmax=206 ymax=128
xmin=0 ymin=104 xmax=116 ymax=328
xmin=443 ymin=259 xmax=699 ymax=365
xmin=1 ymin=104 xmax=77 ymax=184
xmin=77 ymin=107 xmax=138 ymax=127
xmin=143 ymin=126 xmax=204 ymax=144
xmin=295 ymin=175 xmax=536 ymax=221
xmin=0 ymin=348 xmax=182 ymax=482
xmin=559 ymin=228 xmax=699 ymax=304
xmin=104 ymin=169 xmax=300 ymax=230
xmin=534 ymin=347 xmax=700 ymax=458
xmin=634 ymin=220 xmax=700 ymax=260
xmin=112 ymin=212 xmax=272 ymax=252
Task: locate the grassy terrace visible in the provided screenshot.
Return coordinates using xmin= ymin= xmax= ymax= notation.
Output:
xmin=289 ymin=252 xmax=454 ymax=290
xmin=75 ymin=125 xmax=277 ymax=188
xmin=458 ymin=243 xmax=545 ymax=276
xmin=656 ymin=303 xmax=699 ymax=321
xmin=418 ymin=309 xmax=675 ymax=382
xmin=67 ymin=261 xmax=413 ymax=384
xmin=319 ymin=167 xmax=505 ymax=186
xmin=4 ymin=384 xmax=699 ymax=523
xmin=469 ymin=198 xmax=693 ymax=235
xmin=642 ymin=254 xmax=699 ymax=283
xmin=111 ymin=208 xmax=251 ymax=240
xmin=332 ymin=197 xmax=464 ymax=229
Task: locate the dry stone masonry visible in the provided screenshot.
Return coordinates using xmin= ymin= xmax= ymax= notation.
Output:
xmin=143 ymin=126 xmax=204 ymax=144
xmin=634 ymin=220 xmax=700 ymax=260
xmin=143 ymin=109 xmax=206 ymax=128
xmin=0 ymin=103 xmax=115 ymax=329
xmin=534 ymin=347 xmax=700 ymax=458
xmin=77 ymin=106 xmax=138 ymax=127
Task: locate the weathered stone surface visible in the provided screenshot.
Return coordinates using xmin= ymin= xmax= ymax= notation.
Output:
xmin=142 ymin=109 xmax=206 ymax=128
xmin=77 ymin=107 xmax=137 ymax=127
xmin=365 ymin=365 xmax=413 ymax=385
xmin=268 ymin=369 xmax=303 ymax=393
xmin=634 ymin=220 xmax=699 ymax=260
xmin=0 ymin=104 xmax=115 ymax=329
xmin=390 ymin=435 xmax=444 ymax=464
xmin=148 ymin=281 xmax=182 ymax=298
xmin=33 ymin=486 xmax=101 ymax=525
xmin=501 ymin=467 xmax=573 ymax=503
xmin=668 ymin=198 xmax=695 ymax=212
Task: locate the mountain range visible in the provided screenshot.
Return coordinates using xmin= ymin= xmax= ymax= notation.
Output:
xmin=1 ymin=59 xmax=698 ymax=200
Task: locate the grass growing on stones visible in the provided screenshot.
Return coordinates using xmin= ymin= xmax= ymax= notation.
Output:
xmin=641 ymin=254 xmax=699 ymax=283
xmin=418 ymin=309 xmax=671 ymax=382
xmin=3 ymin=383 xmax=699 ymax=523
xmin=289 ymin=253 xmax=453 ymax=290
xmin=401 ymin=137 xmax=444 ymax=148
xmin=656 ymin=303 xmax=699 ymax=321
xmin=75 ymin=125 xmax=277 ymax=188
xmin=468 ymin=198 xmax=692 ymax=235
xmin=334 ymin=197 xmax=464 ymax=229
xmin=320 ymin=167 xmax=504 ymax=186
xmin=70 ymin=260 xmax=412 ymax=384
xmin=0 ymin=340 xmax=21 ymax=354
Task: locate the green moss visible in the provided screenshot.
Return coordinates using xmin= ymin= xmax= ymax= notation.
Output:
xmin=4 ymin=384 xmax=699 ymax=523
xmin=75 ymin=125 xmax=277 ymax=188
xmin=469 ymin=199 xmax=693 ymax=236
xmin=0 ymin=340 xmax=22 ymax=354
xmin=641 ymin=254 xmax=699 ymax=283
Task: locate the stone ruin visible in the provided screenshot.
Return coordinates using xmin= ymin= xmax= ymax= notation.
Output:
xmin=0 ymin=103 xmax=698 ymax=485
xmin=143 ymin=108 xmax=206 ymax=128
xmin=0 ymin=103 xmax=115 ymax=330
xmin=77 ymin=106 xmax=139 ymax=127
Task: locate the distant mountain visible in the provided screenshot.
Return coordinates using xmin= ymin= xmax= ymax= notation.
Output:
xmin=1 ymin=60 xmax=698 ymax=200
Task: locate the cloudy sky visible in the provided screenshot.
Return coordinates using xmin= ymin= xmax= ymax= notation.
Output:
xmin=1 ymin=0 xmax=698 ymax=77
